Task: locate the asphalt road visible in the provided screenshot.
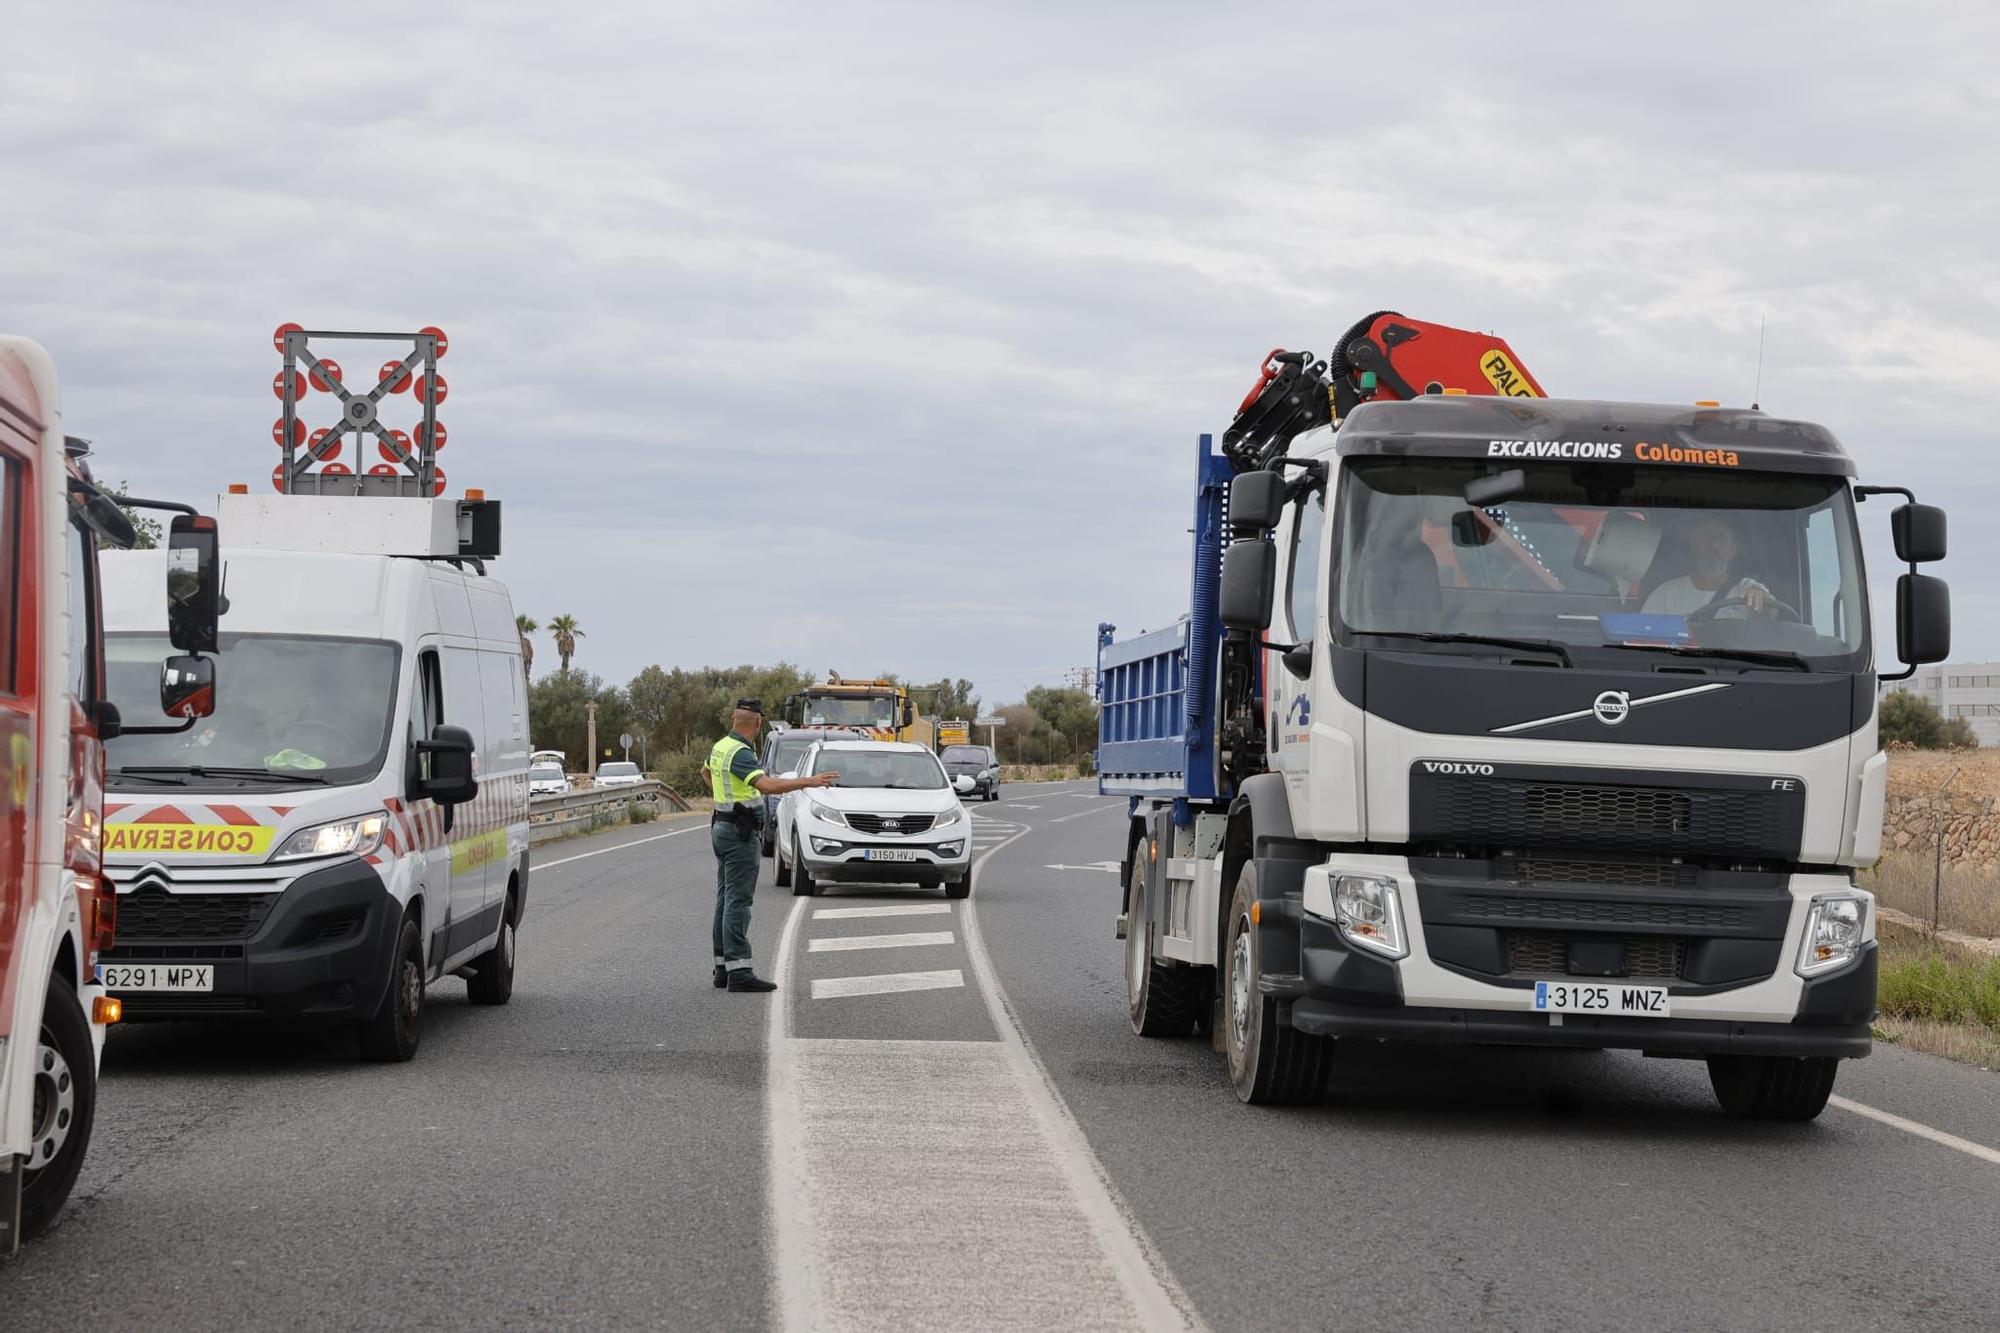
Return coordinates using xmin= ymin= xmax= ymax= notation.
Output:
xmin=7 ymin=782 xmax=1998 ymax=1330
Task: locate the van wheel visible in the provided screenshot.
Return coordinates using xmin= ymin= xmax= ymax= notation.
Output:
xmin=1125 ymin=858 xmax=1201 ymax=1037
xmin=1224 ymin=863 xmax=1331 ymax=1104
xmin=467 ymin=891 xmax=517 ymax=1006
xmin=358 ymin=917 xmax=426 ymax=1062
xmin=792 ymin=838 xmax=819 ymax=897
xmin=1706 ymin=1055 xmax=1838 ymax=1120
xmin=20 ymin=976 xmax=97 ymax=1240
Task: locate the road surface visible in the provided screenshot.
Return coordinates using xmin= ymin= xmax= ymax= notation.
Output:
xmin=8 ymin=783 xmax=1997 ymax=1329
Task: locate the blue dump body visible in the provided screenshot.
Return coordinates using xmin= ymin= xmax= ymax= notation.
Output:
xmin=1096 ymin=433 xmax=1232 ymax=804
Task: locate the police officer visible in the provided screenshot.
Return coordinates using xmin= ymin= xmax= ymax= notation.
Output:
xmin=707 ymin=700 xmax=838 ymax=992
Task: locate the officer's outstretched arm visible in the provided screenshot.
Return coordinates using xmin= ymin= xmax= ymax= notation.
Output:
xmin=754 ymin=770 xmax=840 ymax=795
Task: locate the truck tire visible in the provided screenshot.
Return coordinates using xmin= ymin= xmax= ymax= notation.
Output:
xmin=20 ymin=975 xmax=97 ymax=1240
xmin=792 ymin=838 xmax=819 ymax=897
xmin=1223 ymin=863 xmax=1331 ymax=1104
xmin=1125 ymin=860 xmax=1201 ymax=1038
xmin=358 ymin=916 xmax=426 ymax=1063
xmin=1706 ymin=1055 xmax=1838 ymax=1120
xmin=467 ymin=887 xmax=517 ymax=1006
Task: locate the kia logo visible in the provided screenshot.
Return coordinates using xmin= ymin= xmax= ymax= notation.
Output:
xmin=1420 ymin=762 xmax=1494 ymax=776
xmin=1592 ymin=691 xmax=1632 ymax=726
xmin=881 ymin=819 xmax=900 ymax=830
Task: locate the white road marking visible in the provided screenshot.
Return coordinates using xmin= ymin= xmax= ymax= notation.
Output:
xmin=532 ymin=822 xmax=704 ymax=870
xmin=1049 ymin=803 xmax=1120 ymax=824
xmin=1044 ymin=861 xmax=1122 ymax=873
xmin=1830 ymin=1095 xmax=2000 ymax=1167
xmin=807 ymin=931 xmax=956 ymax=953
xmin=813 ymin=903 xmax=952 ymax=920
xmin=1002 ymin=802 xmax=1042 ymax=809
xmin=809 ymin=969 xmax=966 ymax=999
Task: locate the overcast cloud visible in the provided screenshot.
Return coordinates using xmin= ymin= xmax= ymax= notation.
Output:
xmin=5 ymin=1 xmax=1997 ymax=703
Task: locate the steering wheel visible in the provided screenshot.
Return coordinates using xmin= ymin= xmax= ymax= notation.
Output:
xmin=1687 ymin=594 xmax=1801 ymax=624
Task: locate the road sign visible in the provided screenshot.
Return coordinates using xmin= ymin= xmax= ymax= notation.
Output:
xmin=619 ymin=733 xmax=633 ymax=749
xmin=938 ymin=720 xmax=970 ymax=747
xmin=973 ymin=715 xmax=1007 ymax=727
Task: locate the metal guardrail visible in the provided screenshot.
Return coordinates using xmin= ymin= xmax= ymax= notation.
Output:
xmin=527 ymin=780 xmax=695 ymax=846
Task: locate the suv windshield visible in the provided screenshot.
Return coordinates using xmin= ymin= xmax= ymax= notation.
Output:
xmin=801 ymin=695 xmax=896 ymax=728
xmin=599 ymin=763 xmax=639 ymax=777
xmin=1335 ymin=459 xmax=1868 ymax=672
xmin=812 ymin=749 xmax=946 ymax=790
xmin=529 ymin=765 xmax=564 ymax=783
xmin=941 ymin=746 xmax=990 ymax=765
xmin=106 ymin=634 xmax=399 ymax=787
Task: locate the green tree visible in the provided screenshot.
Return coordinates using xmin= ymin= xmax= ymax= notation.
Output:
xmin=111 ymin=482 xmax=162 ymax=550
xmin=913 ymin=678 xmax=982 ymax=723
xmin=1880 ymin=690 xmax=1946 ymax=748
xmin=548 ymin=614 xmax=584 ymax=673
xmin=515 ymin=614 xmax=538 ymax=679
xmin=527 ymin=671 xmax=630 ymax=768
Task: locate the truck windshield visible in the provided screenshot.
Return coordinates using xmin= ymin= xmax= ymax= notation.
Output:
xmin=812 ymin=749 xmax=946 ymax=790
xmin=1334 ymin=459 xmax=1868 ymax=672
xmin=802 ymin=695 xmax=896 ymax=727
xmin=105 ymin=634 xmax=400 ymax=787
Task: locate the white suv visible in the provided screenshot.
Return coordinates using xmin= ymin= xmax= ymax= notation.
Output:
xmin=775 ymin=741 xmax=972 ymax=898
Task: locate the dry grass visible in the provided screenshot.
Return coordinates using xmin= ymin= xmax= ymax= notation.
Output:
xmin=1885 ymin=746 xmax=2000 ymax=799
xmin=1873 ymin=1017 xmax=2000 ymax=1070
xmin=1863 ymin=852 xmax=2000 ymax=938
xmin=1873 ymin=930 xmax=2000 ymax=1071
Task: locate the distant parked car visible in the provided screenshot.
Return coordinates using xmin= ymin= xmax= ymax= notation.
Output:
xmin=594 ymin=761 xmax=645 ymax=789
xmin=528 ymin=762 xmax=569 ymax=796
xmin=759 ymin=726 xmax=869 ymax=857
xmin=940 ymin=744 xmax=1001 ymax=801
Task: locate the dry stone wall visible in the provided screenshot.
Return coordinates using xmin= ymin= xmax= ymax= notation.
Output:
xmin=1881 ymin=750 xmax=2000 ymax=874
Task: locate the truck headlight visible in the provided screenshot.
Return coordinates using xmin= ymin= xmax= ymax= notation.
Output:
xmin=806 ymin=799 xmax=848 ymax=828
xmin=1333 ymin=874 xmax=1408 ymax=959
xmin=1797 ymin=893 xmax=1869 ymax=977
xmin=273 ymin=812 xmax=388 ymax=862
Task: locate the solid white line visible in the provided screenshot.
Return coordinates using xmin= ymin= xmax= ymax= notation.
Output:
xmin=807 ymin=931 xmax=956 ymax=953
xmin=767 ymin=896 xmax=817 ymax=1333
xmin=813 ymin=903 xmax=952 ymax=920
xmin=810 ymin=969 xmax=965 ymax=999
xmin=1830 ymin=1095 xmax=2000 ymax=1167
xmin=533 ymin=821 xmax=704 ymax=870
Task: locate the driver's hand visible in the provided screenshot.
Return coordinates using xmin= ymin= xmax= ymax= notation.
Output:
xmin=1740 ymin=581 xmax=1773 ymax=615
xmin=810 ymin=771 xmax=840 ymax=787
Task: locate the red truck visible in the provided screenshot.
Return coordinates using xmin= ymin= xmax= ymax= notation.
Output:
xmin=0 ymin=337 xmax=219 ymax=1247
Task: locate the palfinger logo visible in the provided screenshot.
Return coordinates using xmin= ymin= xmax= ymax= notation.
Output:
xmin=1480 ymin=349 xmax=1540 ymax=398
xmin=104 ymin=823 xmax=277 ymax=856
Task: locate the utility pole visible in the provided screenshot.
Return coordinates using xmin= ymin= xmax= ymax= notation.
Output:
xmin=586 ymin=700 xmax=598 ymax=779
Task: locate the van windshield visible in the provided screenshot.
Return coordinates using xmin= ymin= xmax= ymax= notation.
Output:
xmin=105 ymin=634 xmax=400 ymax=789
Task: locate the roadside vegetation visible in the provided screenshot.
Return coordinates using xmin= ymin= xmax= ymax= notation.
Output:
xmin=1874 ymin=931 xmax=2000 ymax=1070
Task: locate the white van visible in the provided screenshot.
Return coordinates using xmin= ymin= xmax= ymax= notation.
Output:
xmin=95 ymin=494 xmax=528 ymax=1061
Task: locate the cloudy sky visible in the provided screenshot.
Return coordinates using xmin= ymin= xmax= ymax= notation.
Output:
xmin=6 ymin=2 xmax=1996 ymax=704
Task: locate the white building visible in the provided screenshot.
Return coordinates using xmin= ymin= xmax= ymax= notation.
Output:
xmin=1886 ymin=663 xmax=2000 ymax=746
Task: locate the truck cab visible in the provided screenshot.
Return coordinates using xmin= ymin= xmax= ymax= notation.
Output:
xmin=1105 ymin=395 xmax=1949 ymax=1118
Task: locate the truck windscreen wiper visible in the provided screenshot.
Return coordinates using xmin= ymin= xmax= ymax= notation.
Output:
xmin=1601 ymin=644 xmax=1811 ymax=672
xmin=1359 ymin=630 xmax=1572 ymax=667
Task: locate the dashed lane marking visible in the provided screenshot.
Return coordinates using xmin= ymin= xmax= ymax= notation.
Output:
xmin=807 ymin=931 xmax=956 ymax=954
xmin=1830 ymin=1096 xmax=2000 ymax=1167
xmin=1044 ymin=862 xmax=1122 ymax=874
xmin=1048 ymin=803 xmax=1120 ymax=825
xmin=533 ymin=822 xmax=704 ymax=870
xmin=808 ymin=969 xmax=966 ymax=999
xmin=813 ymin=904 xmax=952 ymax=920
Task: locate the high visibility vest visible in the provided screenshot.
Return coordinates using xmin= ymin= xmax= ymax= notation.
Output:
xmin=708 ymin=733 xmax=763 ymax=811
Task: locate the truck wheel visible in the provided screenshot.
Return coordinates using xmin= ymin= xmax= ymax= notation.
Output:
xmin=358 ymin=916 xmax=426 ymax=1063
xmin=1706 ymin=1055 xmax=1838 ymax=1120
xmin=1125 ymin=859 xmax=1201 ymax=1038
xmin=467 ymin=888 xmax=517 ymax=1006
xmin=1224 ymin=863 xmax=1331 ymax=1104
xmin=20 ymin=976 xmax=97 ymax=1240
xmin=792 ymin=838 xmax=819 ymax=897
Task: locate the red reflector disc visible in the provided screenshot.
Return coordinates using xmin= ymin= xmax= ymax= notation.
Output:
xmin=272 ymin=417 xmax=306 ymax=447
xmin=377 ymin=428 xmax=414 ymax=462
xmin=378 ymin=360 xmax=412 ymax=393
xmin=413 ymin=420 xmax=448 ymax=451
xmin=309 ymin=359 xmax=344 ymax=391
xmin=307 ymin=428 xmax=341 ymax=462
xmin=368 ymin=463 xmax=399 ymax=477
xmin=420 ymin=325 xmax=449 ymax=358
xmin=272 ymin=322 xmax=303 ymax=353
xmin=270 ymin=463 xmax=288 ymax=493
xmin=272 ymin=370 xmax=305 ymax=400
xmin=322 ymin=462 xmax=352 ymax=476
xmin=413 ymin=373 xmax=448 ymax=406
xmin=432 ymin=466 xmax=447 ymax=497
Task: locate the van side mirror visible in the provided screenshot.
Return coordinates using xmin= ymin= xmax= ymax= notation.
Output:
xmin=1227 ymin=471 xmax=1286 ymax=535
xmin=1896 ymin=573 xmax=1950 ymax=669
xmin=1890 ymin=503 xmax=1946 ymax=563
xmin=1220 ymin=539 xmax=1276 ymax=632
xmin=415 ymin=723 xmax=479 ymax=805
xmin=160 ymin=655 xmax=216 ymax=719
xmin=166 ymin=515 xmax=221 ymax=654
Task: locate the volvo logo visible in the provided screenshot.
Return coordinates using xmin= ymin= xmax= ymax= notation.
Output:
xmin=1592 ymin=691 xmax=1632 ymax=726
xmin=1420 ymin=762 xmax=1494 ymax=776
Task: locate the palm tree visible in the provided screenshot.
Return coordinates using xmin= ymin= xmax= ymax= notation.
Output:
xmin=515 ymin=615 xmax=538 ymax=678
xmin=549 ymin=614 xmax=583 ymax=673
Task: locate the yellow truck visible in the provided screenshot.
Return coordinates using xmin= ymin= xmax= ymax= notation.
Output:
xmin=792 ymin=675 xmax=926 ymax=744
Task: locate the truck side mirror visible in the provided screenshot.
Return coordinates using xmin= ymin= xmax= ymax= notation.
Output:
xmin=1227 ymin=471 xmax=1286 ymax=535
xmin=166 ymin=515 xmax=221 ymax=655
xmin=1890 ymin=503 xmax=1946 ymax=563
xmin=160 ymin=655 xmax=216 ymax=719
xmin=415 ymin=723 xmax=480 ymax=805
xmin=903 ymin=699 xmax=915 ymax=726
xmin=1896 ymin=573 xmax=1950 ymax=668
xmin=1220 ymin=539 xmax=1276 ymax=632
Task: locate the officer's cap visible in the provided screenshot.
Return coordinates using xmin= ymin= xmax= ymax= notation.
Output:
xmin=735 ymin=698 xmax=765 ymax=716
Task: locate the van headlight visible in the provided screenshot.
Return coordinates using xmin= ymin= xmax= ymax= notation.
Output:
xmin=1332 ymin=874 xmax=1408 ymax=959
xmin=274 ymin=812 xmax=388 ymax=862
xmin=1797 ymin=893 xmax=1869 ymax=977
xmin=806 ymin=799 xmax=848 ymax=828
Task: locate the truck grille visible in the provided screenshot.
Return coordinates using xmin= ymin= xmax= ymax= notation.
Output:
xmin=1508 ymin=858 xmax=1696 ymax=890
xmin=1452 ymin=894 xmax=1752 ymax=931
xmin=845 ymin=813 xmax=936 ymax=836
xmin=1409 ymin=769 xmax=1803 ymax=861
xmin=117 ymin=886 xmax=278 ymax=942
xmin=1507 ymin=932 xmax=1687 ymax=982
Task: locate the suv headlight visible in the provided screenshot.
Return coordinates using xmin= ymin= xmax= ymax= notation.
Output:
xmin=274 ymin=812 xmax=388 ymax=862
xmin=806 ymin=799 xmax=848 ymax=828
xmin=932 ymin=805 xmax=962 ymax=829
xmin=1332 ymin=873 xmax=1408 ymax=960
xmin=1797 ymin=893 xmax=1869 ymax=977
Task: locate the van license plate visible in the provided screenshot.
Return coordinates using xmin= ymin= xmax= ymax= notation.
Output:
xmin=1531 ymin=981 xmax=1669 ymax=1017
xmin=863 ymin=849 xmax=920 ymax=862
xmin=98 ymin=964 xmax=214 ymax=992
